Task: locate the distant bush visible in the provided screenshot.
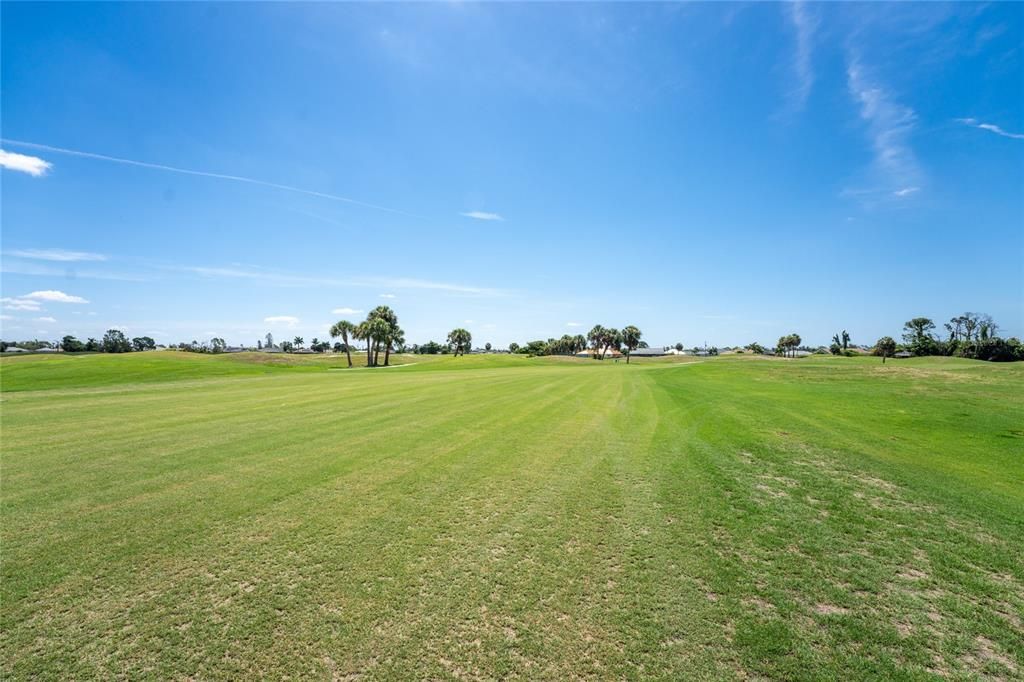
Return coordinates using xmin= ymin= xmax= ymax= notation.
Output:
xmin=956 ymin=338 xmax=1024 ymax=362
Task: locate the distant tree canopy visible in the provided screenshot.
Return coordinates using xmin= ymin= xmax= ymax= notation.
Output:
xmin=133 ymin=336 xmax=157 ymax=352
xmin=586 ymin=325 xmax=622 ymax=359
xmin=19 ymin=310 xmax=1022 ymax=363
xmin=447 ymin=328 xmax=472 ymax=356
xmin=621 ymin=325 xmax=642 ymax=363
xmin=102 ymin=329 xmax=131 ymax=353
xmin=830 ymin=330 xmax=852 ymax=355
xmin=416 ymin=340 xmax=445 ymax=355
xmin=61 ymin=335 xmax=85 ymax=352
xmin=902 ymin=318 xmax=940 ymax=356
xmin=777 ymin=333 xmax=802 ymax=358
xmin=874 ymin=336 xmax=897 ymax=362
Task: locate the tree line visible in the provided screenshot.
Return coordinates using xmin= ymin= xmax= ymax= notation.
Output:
xmin=4 ymin=310 xmax=1020 ymax=363
xmin=0 ymin=330 xmax=158 ymax=354
xmin=874 ymin=313 xmax=1022 ymax=362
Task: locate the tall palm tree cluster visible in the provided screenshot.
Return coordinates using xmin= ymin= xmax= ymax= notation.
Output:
xmin=446 ymin=328 xmax=472 ymax=356
xmin=548 ymin=334 xmax=588 ymax=356
xmin=587 ymin=324 xmax=643 ymax=362
xmin=329 ymin=306 xmax=404 ymax=368
xmin=777 ymin=333 xmax=802 ymax=358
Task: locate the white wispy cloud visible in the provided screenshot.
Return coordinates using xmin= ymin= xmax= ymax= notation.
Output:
xmin=0 ymin=149 xmax=51 ymax=177
xmin=379 ymin=293 xmax=397 ymax=299
xmin=460 ymin=211 xmax=504 ymax=221
xmin=786 ymin=1 xmax=817 ymax=110
xmin=331 ymin=307 xmax=363 ymax=315
xmin=1 ymin=290 xmax=88 ymax=311
xmin=264 ymin=316 xmax=299 ymax=328
xmin=846 ymin=58 xmax=922 ymax=197
xmin=6 ymin=248 xmax=108 ymax=262
xmin=0 ymin=139 xmax=422 ymax=219
xmin=956 ymin=118 xmax=1024 ymax=140
xmin=1 ymin=298 xmax=42 ymax=311
xmin=34 ymin=316 xmax=57 ymax=323
xmin=566 ymin=322 xmax=582 ymax=327
xmin=0 ymin=260 xmax=145 ymax=281
xmin=23 ymin=290 xmax=89 ymax=303
xmin=177 ymin=265 xmax=505 ymax=297
xmin=893 ymin=186 xmax=919 ymax=197
xmin=0 ymin=314 xmax=13 ymax=321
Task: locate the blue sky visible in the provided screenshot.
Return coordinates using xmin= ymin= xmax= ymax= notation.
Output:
xmin=2 ymin=2 xmax=1022 ymax=348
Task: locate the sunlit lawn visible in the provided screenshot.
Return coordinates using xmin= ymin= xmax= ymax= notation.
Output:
xmin=1 ymin=352 xmax=1021 ymax=679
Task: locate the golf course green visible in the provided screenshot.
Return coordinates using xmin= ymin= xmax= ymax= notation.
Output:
xmin=1 ymin=352 xmax=1021 ymax=679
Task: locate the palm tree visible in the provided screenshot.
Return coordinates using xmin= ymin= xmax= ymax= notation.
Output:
xmin=354 ymin=321 xmax=372 ymax=366
xmin=366 ymin=306 xmax=399 ymax=366
xmin=367 ymin=317 xmax=391 ymax=366
xmin=875 ymin=336 xmax=896 ymax=364
xmin=384 ymin=325 xmax=404 ymax=366
xmin=602 ymin=328 xmax=621 ymax=360
xmin=587 ymin=325 xmax=605 ymax=359
xmin=447 ymin=328 xmax=472 ymax=356
xmin=293 ymin=336 xmax=304 ymax=349
xmin=329 ymin=320 xmax=356 ymax=367
xmin=621 ymin=325 xmax=642 ymax=363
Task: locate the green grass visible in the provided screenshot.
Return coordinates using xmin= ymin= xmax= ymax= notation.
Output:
xmin=2 ymin=352 xmax=1021 ymax=679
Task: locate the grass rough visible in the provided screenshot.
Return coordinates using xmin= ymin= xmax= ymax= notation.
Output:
xmin=1 ymin=352 xmax=1021 ymax=679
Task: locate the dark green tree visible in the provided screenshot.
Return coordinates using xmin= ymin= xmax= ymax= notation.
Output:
xmin=102 ymin=329 xmax=130 ymax=353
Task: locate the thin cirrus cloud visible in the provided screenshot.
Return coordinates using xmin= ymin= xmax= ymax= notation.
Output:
xmin=566 ymin=322 xmax=582 ymax=327
xmin=785 ymin=1 xmax=817 ymax=111
xmin=460 ymin=211 xmax=504 ymax=221
xmin=0 ymin=260 xmax=146 ymax=282
xmin=0 ymin=149 xmax=51 ymax=176
xmin=264 ymin=316 xmax=299 ymax=328
xmin=176 ymin=265 xmax=505 ymax=297
xmin=956 ymin=118 xmax=1024 ymax=140
xmin=893 ymin=187 xmax=919 ymax=197
xmin=34 ymin=316 xmax=57 ymax=323
xmin=379 ymin=293 xmax=396 ymax=299
xmin=846 ymin=58 xmax=922 ymax=198
xmin=331 ymin=307 xmax=363 ymax=315
xmin=1 ymin=298 xmax=42 ymax=311
xmin=0 ymin=139 xmax=423 ymax=219
xmin=6 ymin=248 xmax=108 ymax=262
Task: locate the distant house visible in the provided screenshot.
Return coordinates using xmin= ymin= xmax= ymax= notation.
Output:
xmin=629 ymin=347 xmax=667 ymax=357
xmin=575 ymin=348 xmax=624 ymax=359
xmin=3 ymin=346 xmax=30 ymax=353
xmin=263 ymin=346 xmax=284 ymax=353
xmin=894 ymin=350 xmax=912 ymax=359
xmin=291 ymin=348 xmax=316 ymax=354
xmin=35 ymin=348 xmax=62 ymax=353
xmin=224 ymin=346 xmax=246 ymax=353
